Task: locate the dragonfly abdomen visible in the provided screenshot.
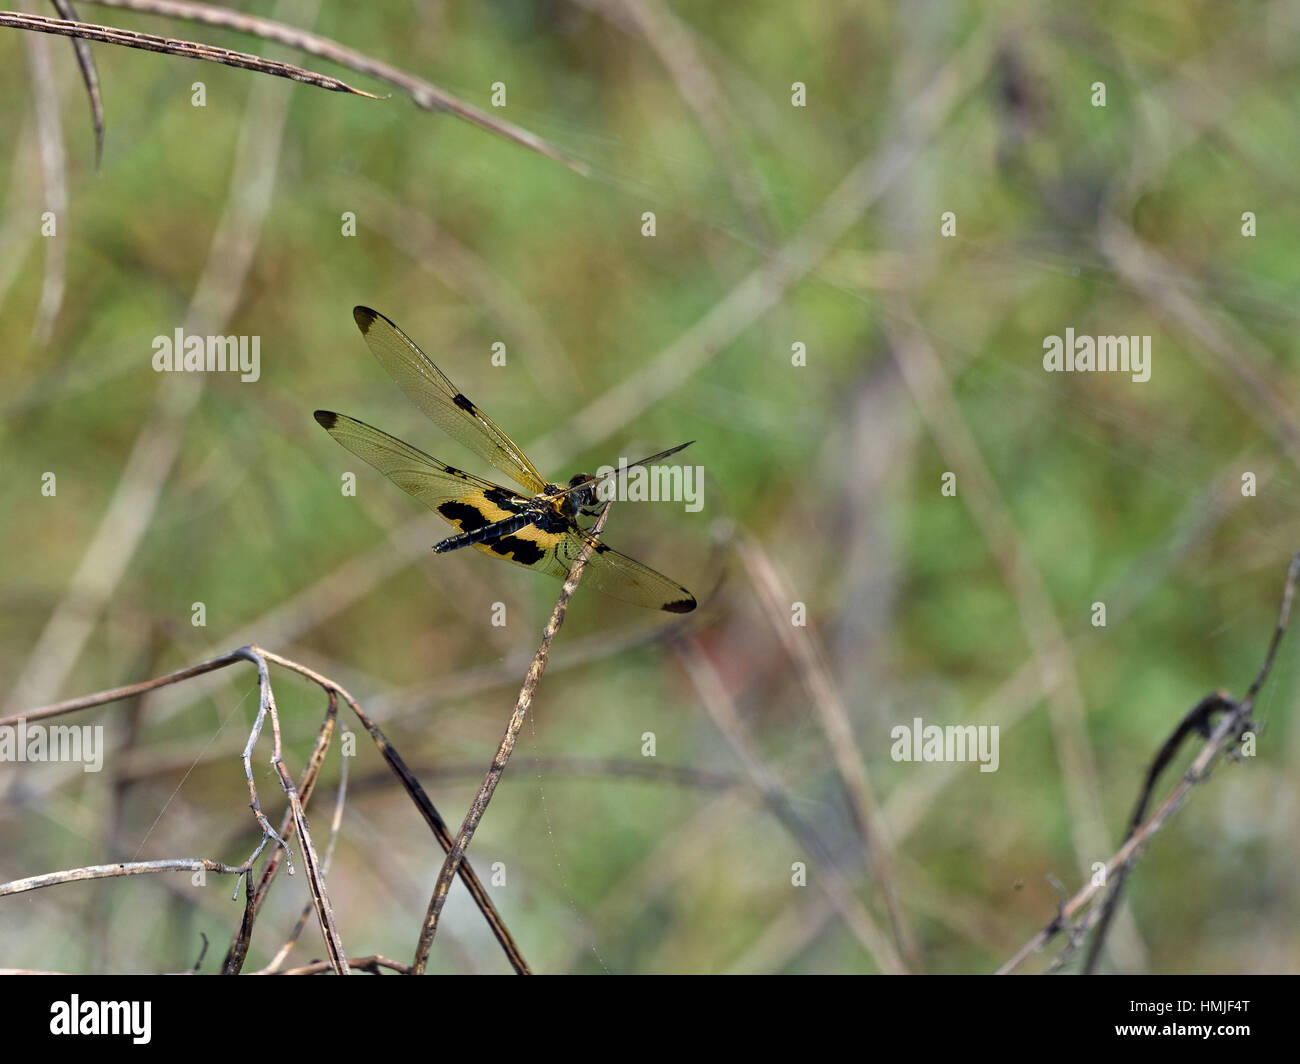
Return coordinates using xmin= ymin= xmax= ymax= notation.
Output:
xmin=434 ymin=511 xmax=538 ymax=554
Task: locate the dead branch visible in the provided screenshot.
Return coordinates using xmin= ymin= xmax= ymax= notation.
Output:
xmin=0 ymin=11 xmax=381 ymax=96
xmin=4 ymin=643 xmax=531 ymax=974
xmin=49 ymin=0 xmax=104 ymax=166
xmin=998 ymin=552 xmax=1300 ymax=974
xmin=82 ymin=0 xmax=588 ymax=172
xmin=411 ymin=504 xmax=612 ymax=973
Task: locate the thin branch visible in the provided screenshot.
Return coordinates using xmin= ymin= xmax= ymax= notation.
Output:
xmin=83 ymin=0 xmax=589 ymax=173
xmin=0 ymin=648 xmax=246 ymax=727
xmin=1081 ymin=551 xmax=1300 ymax=974
xmin=1242 ymin=554 xmax=1300 ymax=707
xmin=222 ymin=870 xmax=256 ymax=976
xmin=234 ymin=647 xmax=349 ymax=975
xmin=0 ymin=858 xmax=246 ymax=896
xmin=232 ymin=651 xmax=295 ymax=876
xmin=0 ymin=11 xmax=381 ymax=97
xmin=998 ymin=707 xmax=1243 ymax=974
xmin=190 ymin=931 xmax=209 ymax=972
xmin=50 ymin=0 xmax=104 ymax=166
xmin=222 ymin=681 xmax=341 ymax=975
xmin=1079 ymin=691 xmax=1233 ymax=974
xmin=411 ymin=504 xmax=613 ymax=974
xmin=256 ymin=647 xmax=533 ymax=975
xmin=270 ymin=954 xmax=410 ymax=976
xmin=236 ymin=688 xmax=339 ymax=934
xmin=11 ymin=644 xmax=531 ymax=975
xmin=257 ymin=731 xmax=349 ymax=973
xmin=998 ymin=552 xmax=1300 ymax=974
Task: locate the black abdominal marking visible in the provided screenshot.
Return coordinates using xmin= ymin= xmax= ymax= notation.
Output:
xmin=489 ymin=536 xmax=545 ymax=564
xmin=437 ymin=501 xmax=491 ymax=532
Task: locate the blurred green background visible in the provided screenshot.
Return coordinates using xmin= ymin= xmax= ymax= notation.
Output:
xmin=2 ymin=0 xmax=1299 ymax=974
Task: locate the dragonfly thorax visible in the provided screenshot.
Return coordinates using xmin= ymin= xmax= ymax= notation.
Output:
xmin=562 ymin=473 xmax=599 ymax=514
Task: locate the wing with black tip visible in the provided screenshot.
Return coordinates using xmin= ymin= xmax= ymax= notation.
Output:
xmin=351 ymin=306 xmax=550 ymax=495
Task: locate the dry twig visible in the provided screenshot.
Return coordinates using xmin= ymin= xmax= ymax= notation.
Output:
xmin=411 ymin=504 xmax=612 ymax=973
xmin=49 ymin=0 xmax=105 ymax=166
xmin=83 ymin=0 xmax=588 ymax=172
xmin=997 ymin=552 xmax=1300 ymax=974
xmin=3 ymin=645 xmax=531 ymax=974
xmin=0 ymin=11 xmax=380 ymax=95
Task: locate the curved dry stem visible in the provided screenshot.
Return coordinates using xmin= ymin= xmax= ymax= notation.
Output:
xmin=256 ymin=647 xmax=533 ymax=975
xmin=50 ymin=0 xmax=105 ymax=166
xmin=257 ymin=731 xmax=349 ymax=973
xmin=998 ymin=552 xmax=1300 ymax=974
xmin=10 ymin=643 xmax=531 ymax=974
xmin=217 ymin=647 xmax=348 ymax=974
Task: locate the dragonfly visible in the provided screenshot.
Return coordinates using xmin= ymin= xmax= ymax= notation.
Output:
xmin=314 ymin=307 xmax=697 ymax=613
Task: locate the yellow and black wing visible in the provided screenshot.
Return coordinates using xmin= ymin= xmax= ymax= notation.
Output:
xmin=352 ymin=306 xmax=550 ymax=496
xmin=314 ymin=410 xmax=529 ymax=518
xmin=315 ymin=411 xmax=695 ymax=611
xmin=509 ymin=525 xmax=697 ymax=613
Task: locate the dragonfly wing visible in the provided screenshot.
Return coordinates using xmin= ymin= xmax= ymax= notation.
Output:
xmin=352 ymin=307 xmax=550 ymax=495
xmin=512 ymin=526 xmax=697 ymax=613
xmin=314 ymin=410 xmax=528 ymax=518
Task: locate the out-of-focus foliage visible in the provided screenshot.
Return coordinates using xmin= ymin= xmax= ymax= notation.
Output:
xmin=1 ymin=0 xmax=1298 ymax=974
